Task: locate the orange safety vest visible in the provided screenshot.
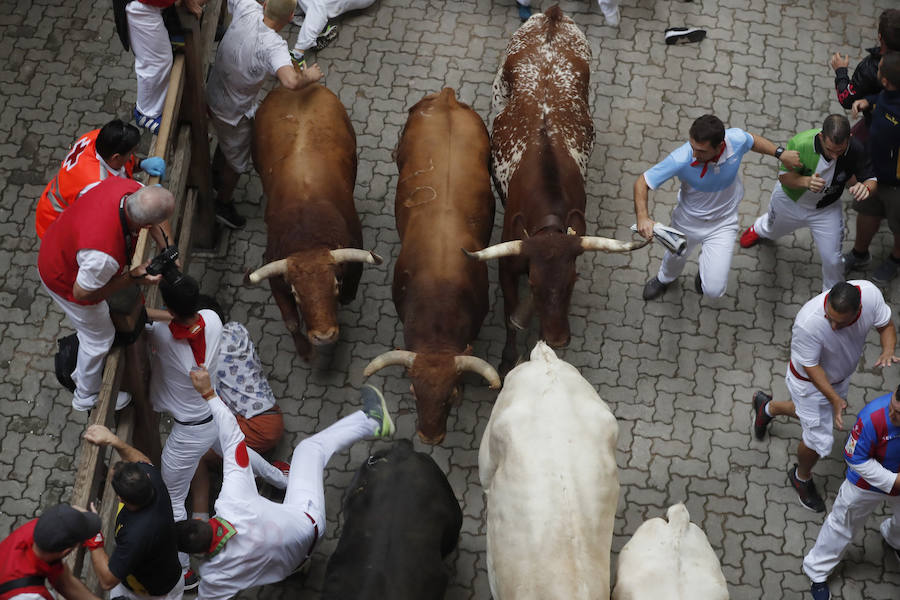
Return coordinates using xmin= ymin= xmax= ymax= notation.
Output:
xmin=35 ymin=129 xmax=136 ymax=239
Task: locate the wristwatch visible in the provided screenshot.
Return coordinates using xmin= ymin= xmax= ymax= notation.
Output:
xmin=774 ymin=146 xmax=785 ymax=160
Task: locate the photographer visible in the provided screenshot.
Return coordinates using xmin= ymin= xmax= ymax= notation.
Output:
xmin=38 ymin=177 xmax=175 ymax=412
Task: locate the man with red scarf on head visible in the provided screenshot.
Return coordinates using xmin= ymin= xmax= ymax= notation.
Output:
xmin=145 ymin=275 xmax=288 ymax=590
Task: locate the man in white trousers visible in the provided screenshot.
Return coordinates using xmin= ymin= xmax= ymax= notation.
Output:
xmin=127 ymin=0 xmax=206 ymax=133
xmin=206 ymin=0 xmax=322 ymax=229
xmin=289 ymin=0 xmax=375 ymax=64
xmin=803 ymin=388 xmax=900 ymax=600
xmin=635 ymin=114 xmax=802 ymax=301
xmin=37 ymin=179 xmax=174 ymax=412
xmin=174 ymin=368 xmax=395 ymax=600
xmin=739 ymin=114 xmax=877 ymax=291
xmin=146 ymin=275 xmax=289 ymax=589
xmin=514 ymin=0 xmax=619 ymax=25
xmin=752 ymin=281 xmax=898 ymax=513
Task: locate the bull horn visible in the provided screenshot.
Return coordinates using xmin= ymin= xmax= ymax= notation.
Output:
xmin=248 ymin=259 xmax=289 ymax=284
xmin=364 ymin=350 xmax=417 ymax=376
xmin=462 ymin=240 xmax=524 ymax=262
xmin=330 ymin=248 xmax=384 ymax=265
xmin=580 ymin=236 xmax=651 ymax=252
xmin=455 ymin=355 xmax=501 ymax=389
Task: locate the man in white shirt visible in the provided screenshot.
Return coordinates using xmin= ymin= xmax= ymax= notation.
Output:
xmin=174 ymin=368 xmax=395 ymax=600
xmin=634 ymin=114 xmax=802 ymax=301
xmin=147 ymin=276 xmax=288 ymax=587
xmin=206 ymin=0 xmax=323 ymax=229
xmin=37 ymin=179 xmax=174 ymax=412
xmin=752 ymin=281 xmax=898 ymax=512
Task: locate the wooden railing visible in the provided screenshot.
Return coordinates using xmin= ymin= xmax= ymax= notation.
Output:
xmin=64 ymin=1 xmax=223 ymax=591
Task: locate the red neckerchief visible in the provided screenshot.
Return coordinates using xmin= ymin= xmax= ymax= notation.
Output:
xmin=168 ymin=314 xmax=206 ymax=366
xmin=823 ymin=287 xmax=863 ymax=328
xmin=690 ymin=144 xmax=726 ymax=178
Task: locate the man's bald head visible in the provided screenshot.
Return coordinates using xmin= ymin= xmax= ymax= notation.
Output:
xmin=263 ymin=0 xmax=294 ymax=23
xmin=125 ymin=186 xmax=175 ymax=226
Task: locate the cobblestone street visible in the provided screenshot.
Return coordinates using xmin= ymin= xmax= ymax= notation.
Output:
xmin=2 ymin=0 xmax=900 ymax=598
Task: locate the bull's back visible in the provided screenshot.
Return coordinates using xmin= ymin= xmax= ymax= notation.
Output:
xmin=491 ymin=9 xmax=593 ymax=199
xmin=322 ymin=441 xmax=462 ymax=600
xmin=480 ymin=343 xmax=618 ymax=599
xmin=253 ymin=85 xmax=358 ymax=222
xmin=613 ymin=504 xmax=729 ymax=600
xmin=393 ymin=89 xmax=494 ymax=327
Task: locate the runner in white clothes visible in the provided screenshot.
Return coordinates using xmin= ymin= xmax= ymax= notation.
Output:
xmin=174 ymin=368 xmax=395 ymax=600
xmin=288 ymin=0 xmax=375 ymax=64
xmin=147 ymin=276 xmax=288 ymax=586
xmin=634 ymin=114 xmax=802 ymax=301
xmin=206 ymin=0 xmax=322 ymax=229
xmin=752 ymin=280 xmax=898 ymax=513
xmin=739 ymin=114 xmax=877 ymax=292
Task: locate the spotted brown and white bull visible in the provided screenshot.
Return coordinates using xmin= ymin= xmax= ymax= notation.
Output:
xmin=480 ymin=341 xmax=619 ymax=599
xmin=612 ymin=503 xmax=729 ymax=600
xmin=247 ymin=84 xmax=381 ymax=360
xmin=466 ymin=6 xmax=647 ymax=374
xmin=364 ymin=88 xmax=500 ymax=444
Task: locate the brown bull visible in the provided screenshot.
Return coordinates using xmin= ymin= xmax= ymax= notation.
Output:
xmin=468 ymin=6 xmax=647 ymax=374
xmin=248 ymin=84 xmax=381 ymax=359
xmin=364 ymin=89 xmax=500 ymax=444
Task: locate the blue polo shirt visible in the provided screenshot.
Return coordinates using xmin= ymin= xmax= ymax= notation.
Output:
xmin=845 ymin=393 xmax=900 ymax=495
xmin=644 ymin=128 xmax=755 ymax=221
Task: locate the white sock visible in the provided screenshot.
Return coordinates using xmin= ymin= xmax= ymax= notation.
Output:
xmin=794 ymin=468 xmax=810 ymax=483
xmin=764 ymin=402 xmax=773 ymax=417
xmin=193 ymin=512 xmax=209 ymax=522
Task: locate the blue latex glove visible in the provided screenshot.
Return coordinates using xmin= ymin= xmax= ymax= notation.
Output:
xmin=140 ymin=157 xmax=166 ymax=179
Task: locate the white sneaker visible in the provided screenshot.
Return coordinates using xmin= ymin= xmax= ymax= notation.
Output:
xmin=116 ymin=391 xmax=132 ymax=411
xmin=603 ymin=7 xmax=620 ymax=26
xmin=291 ymin=14 xmax=304 ymax=26
xmin=72 ymin=394 xmax=96 ymax=412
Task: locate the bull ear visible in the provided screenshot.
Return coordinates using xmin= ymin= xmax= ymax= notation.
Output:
xmin=580 ymin=236 xmax=651 ymax=252
xmin=455 ymin=355 xmax=501 ymax=389
xmin=566 ymin=209 xmax=586 ymax=235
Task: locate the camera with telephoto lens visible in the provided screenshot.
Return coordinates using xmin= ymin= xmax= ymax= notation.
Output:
xmin=145 ymin=245 xmax=185 ymax=286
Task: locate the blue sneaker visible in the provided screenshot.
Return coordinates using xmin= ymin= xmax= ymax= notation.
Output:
xmin=517 ymin=2 xmax=532 ymax=21
xmin=133 ymin=107 xmax=161 ymax=135
xmin=360 ymin=385 xmax=395 ymax=439
xmin=810 ymin=581 xmax=829 ymax=600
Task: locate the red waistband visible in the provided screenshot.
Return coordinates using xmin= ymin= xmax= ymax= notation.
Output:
xmin=789 ymin=361 xmax=845 ymax=385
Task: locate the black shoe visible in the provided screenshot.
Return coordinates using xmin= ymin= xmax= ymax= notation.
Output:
xmin=215 ymin=202 xmax=246 ymax=229
xmin=788 ymin=465 xmax=826 ymax=512
xmin=314 ymin=24 xmax=338 ymax=51
xmin=642 ymin=276 xmax=670 ymax=301
xmin=183 ymin=569 xmax=200 ymax=592
xmin=694 ymin=272 xmax=702 ymax=294
xmin=810 ymin=581 xmax=830 ymax=600
xmin=752 ymin=391 xmax=773 ymax=440
xmin=664 ymin=27 xmax=707 ymax=45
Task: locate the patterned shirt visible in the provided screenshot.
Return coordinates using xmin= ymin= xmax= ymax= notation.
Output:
xmin=212 ymin=322 xmax=276 ymax=419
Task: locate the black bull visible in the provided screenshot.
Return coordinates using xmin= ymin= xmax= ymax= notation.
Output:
xmin=321 ymin=440 xmax=462 ymax=600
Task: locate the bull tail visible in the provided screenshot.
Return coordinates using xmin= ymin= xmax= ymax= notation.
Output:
xmin=543 ymin=5 xmax=563 ymax=43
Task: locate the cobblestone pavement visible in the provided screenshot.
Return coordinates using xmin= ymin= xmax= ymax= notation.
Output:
xmin=3 ymin=0 xmax=900 ymax=598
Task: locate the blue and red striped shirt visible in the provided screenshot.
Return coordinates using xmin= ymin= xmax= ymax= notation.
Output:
xmin=845 ymin=393 xmax=900 ymax=495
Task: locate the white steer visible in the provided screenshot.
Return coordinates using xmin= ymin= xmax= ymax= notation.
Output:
xmin=613 ymin=503 xmax=729 ymax=600
xmin=479 ymin=341 xmax=619 ymax=600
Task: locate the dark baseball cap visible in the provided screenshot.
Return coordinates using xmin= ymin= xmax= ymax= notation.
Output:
xmin=33 ymin=504 xmax=102 ymax=552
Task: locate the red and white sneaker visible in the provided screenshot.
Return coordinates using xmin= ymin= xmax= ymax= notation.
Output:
xmin=739 ymin=225 xmax=761 ymax=248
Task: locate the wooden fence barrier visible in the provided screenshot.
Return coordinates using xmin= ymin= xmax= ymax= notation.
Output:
xmin=64 ymin=1 xmax=223 ymax=591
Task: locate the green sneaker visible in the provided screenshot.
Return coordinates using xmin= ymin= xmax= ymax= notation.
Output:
xmin=361 ymin=384 xmax=394 ymax=439
xmin=290 ymin=49 xmax=306 ymax=69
